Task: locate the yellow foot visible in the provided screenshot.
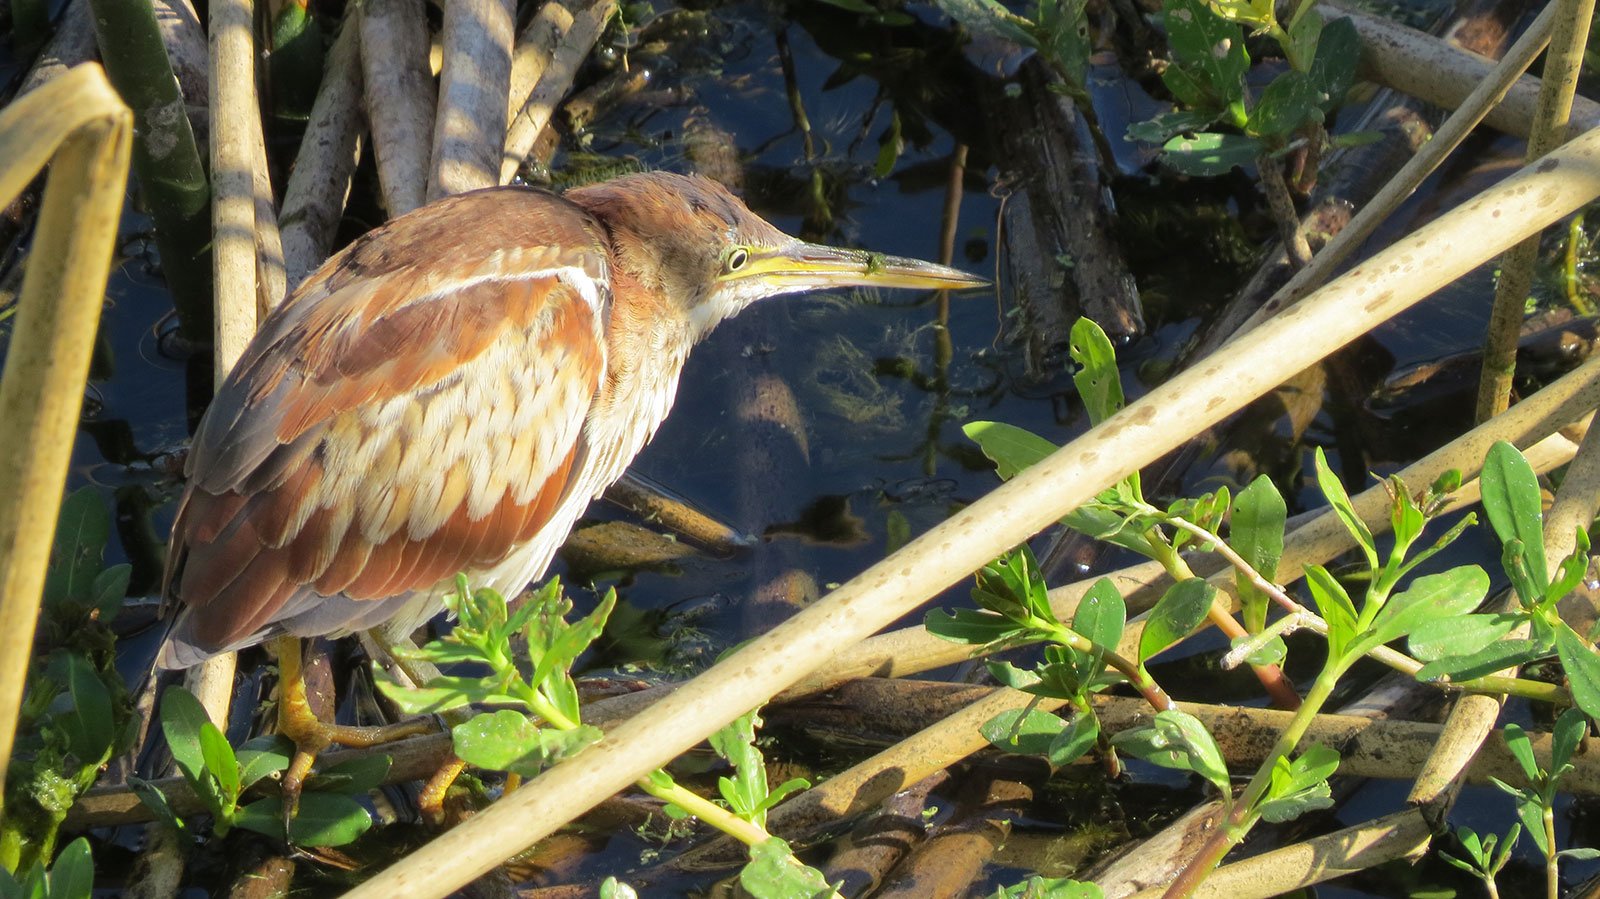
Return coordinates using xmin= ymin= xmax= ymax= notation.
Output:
xmin=417 ymin=755 xmax=469 ymax=825
xmin=270 ymin=635 xmax=438 ymax=828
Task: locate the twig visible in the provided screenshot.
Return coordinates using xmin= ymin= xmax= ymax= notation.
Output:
xmin=1476 ymin=0 xmax=1596 ymax=420
xmin=360 ymin=0 xmax=434 ymax=215
xmin=427 ymin=0 xmax=514 ymax=199
xmin=279 ymin=16 xmax=364 ymax=290
xmin=1125 ymin=810 xmax=1431 ymax=899
xmin=88 ymin=0 xmax=213 ymax=341
xmin=1336 ymin=0 xmax=1600 ymax=139
xmin=209 ymin=0 xmax=256 ymax=373
xmin=1236 ymin=1 xmax=1559 ymax=332
xmin=500 ymin=0 xmax=615 ymax=183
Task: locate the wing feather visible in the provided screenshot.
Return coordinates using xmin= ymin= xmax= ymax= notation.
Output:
xmin=164 ymin=188 xmax=610 ymax=660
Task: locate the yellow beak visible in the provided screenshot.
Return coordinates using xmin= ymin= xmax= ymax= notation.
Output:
xmin=730 ymin=242 xmax=988 ymax=292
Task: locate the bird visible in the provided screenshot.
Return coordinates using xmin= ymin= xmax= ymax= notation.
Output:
xmin=157 ymin=170 xmax=985 ymax=800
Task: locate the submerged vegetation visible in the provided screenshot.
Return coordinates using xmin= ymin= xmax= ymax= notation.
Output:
xmin=3 ymin=0 xmax=1600 ymax=895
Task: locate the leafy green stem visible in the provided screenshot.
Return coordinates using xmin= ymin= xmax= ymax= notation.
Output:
xmin=1161 ymin=668 xmax=1343 ymax=898
xmin=1041 ymin=622 xmax=1175 ymax=711
xmin=639 ymin=774 xmax=773 ymax=848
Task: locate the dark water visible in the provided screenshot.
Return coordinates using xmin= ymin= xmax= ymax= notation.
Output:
xmin=9 ymin=0 xmax=1599 ymax=894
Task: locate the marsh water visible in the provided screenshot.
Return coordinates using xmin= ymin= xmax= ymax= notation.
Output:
xmin=11 ymin=0 xmax=1600 ymax=893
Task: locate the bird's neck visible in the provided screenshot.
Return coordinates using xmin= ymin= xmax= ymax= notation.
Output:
xmin=577 ymin=268 xmax=698 ymax=496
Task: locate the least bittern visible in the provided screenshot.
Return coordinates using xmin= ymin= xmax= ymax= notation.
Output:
xmin=158 ymin=171 xmax=983 ymax=808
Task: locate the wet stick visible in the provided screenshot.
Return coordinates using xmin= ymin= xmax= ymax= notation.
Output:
xmin=280 ymin=18 xmax=364 ymax=290
xmin=88 ymin=0 xmax=213 ymax=341
xmin=500 ymin=0 xmax=614 ymax=183
xmin=344 ymin=124 xmax=1600 ymax=899
xmin=428 ymin=0 xmax=513 ymax=199
xmin=360 ymin=0 xmax=433 ymax=215
xmin=1236 ymin=1 xmax=1559 ymax=331
xmin=1475 ymin=0 xmax=1595 ymax=420
xmin=1335 ymin=0 xmax=1600 ymax=139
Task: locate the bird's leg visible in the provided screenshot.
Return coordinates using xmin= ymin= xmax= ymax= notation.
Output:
xmin=362 ymin=628 xmax=479 ymax=824
xmin=271 ymin=636 xmax=438 ymax=823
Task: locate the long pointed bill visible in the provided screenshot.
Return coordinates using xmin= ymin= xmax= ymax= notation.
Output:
xmin=734 ymin=242 xmax=988 ymax=292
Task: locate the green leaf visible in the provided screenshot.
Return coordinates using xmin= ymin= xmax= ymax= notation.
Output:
xmin=1113 ymin=709 xmax=1230 ymax=793
xmin=739 ymin=837 xmax=835 ymax=899
xmin=198 ymin=721 xmax=240 ymax=807
xmin=1256 ymin=780 xmax=1333 ymax=823
xmin=1139 ymin=579 xmax=1215 ymax=663
xmin=1501 ymin=723 xmax=1540 ymax=782
xmin=886 ymin=510 xmax=912 ymax=554
xmin=45 ymin=838 xmax=93 ymax=899
xmin=981 ymin=708 xmax=1069 ymax=758
xmin=374 ymin=673 xmax=521 ymax=715
xmin=1161 ymin=0 xmax=1249 ymax=118
xmin=1307 ymin=16 xmax=1359 ymax=112
xmin=1408 ymin=613 xmax=1523 ymax=662
xmin=991 ymin=878 xmax=1104 ymax=899
xmin=45 ymin=488 xmax=112 ymax=609
xmin=874 ymin=112 xmax=903 ymax=179
xmin=1034 ymin=0 xmax=1091 ymax=92
xmin=1285 ymin=7 xmax=1322 ymax=71
xmin=309 ymin=754 xmax=392 ymax=794
xmin=710 ymin=711 xmax=766 ymax=821
xmin=1313 ymin=448 xmax=1377 ymax=568
xmin=159 ymin=687 xmax=214 ymax=788
xmin=963 ymin=421 xmax=1059 ymax=479
xmin=1072 ymin=579 xmax=1125 ymax=681
xmin=1230 ymin=630 xmax=1287 ymax=666
xmin=1547 ymin=526 xmax=1592 ymax=605
xmin=1500 ymin=539 xmax=1544 ymax=613
xmin=1550 ymin=707 xmax=1587 ymax=775
xmin=1361 ymin=566 xmax=1489 ymax=652
xmin=1061 ymin=503 xmax=1159 ymax=557
xmin=1416 ymin=639 xmax=1542 ymax=683
xmin=1068 ymin=317 xmax=1124 ymax=425
xmin=235 ymin=792 xmax=373 ymax=847
xmin=1248 ymin=70 xmax=1319 ymax=139
xmin=1304 ymin=564 xmax=1357 ymax=658
xmin=1047 ymin=712 xmax=1099 ymax=768
xmin=1127 ymin=109 xmax=1220 ymax=144
xmin=90 ymin=564 xmax=130 ymax=622
xmin=932 ymin=0 xmax=1039 ymax=50
xmin=128 ymin=776 xmax=186 ymax=834
xmin=54 ymin=652 xmax=114 ymax=762
xmin=1480 ymin=441 xmax=1549 ymax=592
xmin=1517 ymin=796 xmax=1549 ymax=857
xmin=1555 ymin=623 xmax=1600 ymax=719
xmin=1231 ymin=475 xmax=1286 ymax=628
xmin=236 ymin=736 xmax=293 ymax=791
xmin=452 ymin=709 xmax=602 ymax=778
xmin=1161 ymin=132 xmax=1261 ymax=176
xmin=925 ymin=607 xmax=1030 ymax=648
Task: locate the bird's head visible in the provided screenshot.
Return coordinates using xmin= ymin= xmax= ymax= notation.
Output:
xmin=566 ymin=171 xmax=986 ymax=340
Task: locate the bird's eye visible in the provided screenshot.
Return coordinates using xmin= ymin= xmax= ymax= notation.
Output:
xmin=725 ymin=247 xmax=751 ymax=272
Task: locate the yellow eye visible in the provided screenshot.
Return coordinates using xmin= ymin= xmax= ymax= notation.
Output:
xmin=725 ymin=247 xmax=751 ymax=272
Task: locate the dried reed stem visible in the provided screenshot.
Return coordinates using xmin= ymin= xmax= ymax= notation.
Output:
xmin=428 ymin=0 xmax=514 ymax=199
xmin=1338 ymin=0 xmax=1600 ymax=138
xmin=280 ymin=17 xmax=364 ymax=289
xmin=0 ymin=66 xmax=130 ymax=807
xmin=360 ymin=0 xmax=434 ymax=215
xmin=1240 ymin=1 xmax=1557 ymax=328
xmin=500 ymin=0 xmax=614 ymax=183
